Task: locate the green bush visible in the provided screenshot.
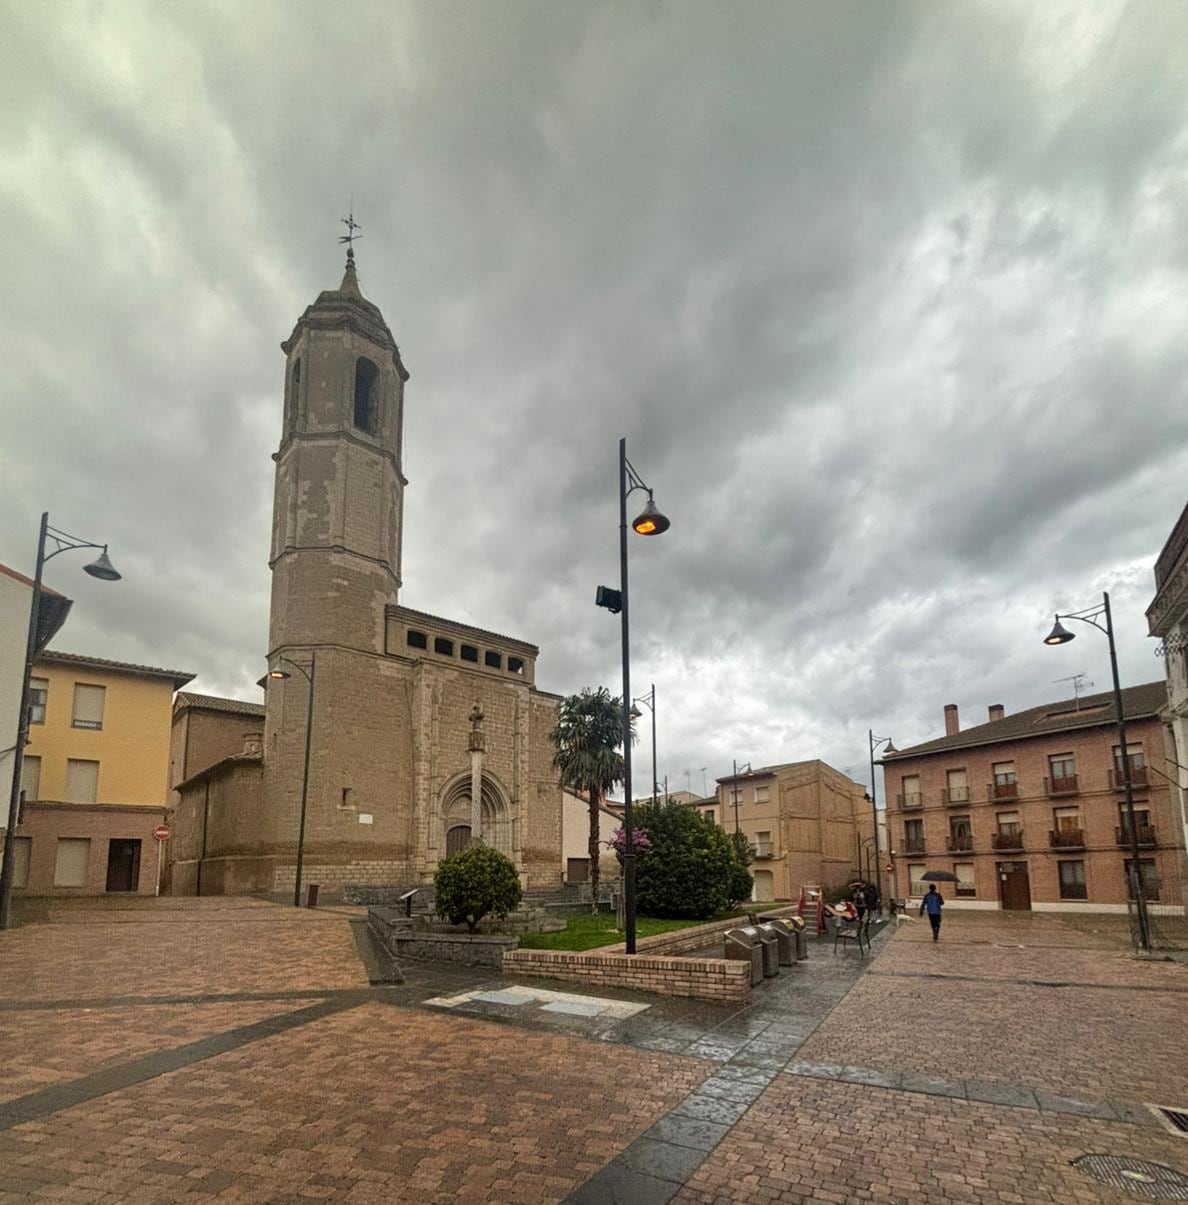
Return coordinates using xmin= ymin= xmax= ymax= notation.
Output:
xmin=434 ymin=844 xmax=523 ymax=933
xmin=629 ymin=802 xmax=752 ymax=919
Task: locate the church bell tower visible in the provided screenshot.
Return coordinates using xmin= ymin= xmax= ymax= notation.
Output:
xmin=268 ymin=243 xmax=409 ymax=657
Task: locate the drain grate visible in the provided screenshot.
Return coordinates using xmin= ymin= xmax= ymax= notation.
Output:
xmin=1149 ymin=1105 xmax=1188 ymax=1137
xmin=1071 ymin=1155 xmax=1188 ymax=1200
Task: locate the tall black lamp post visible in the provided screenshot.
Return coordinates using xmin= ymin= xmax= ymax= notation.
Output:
xmin=629 ymin=684 xmax=658 ymax=808
xmin=0 ymin=512 xmax=120 ymax=931
xmin=268 ymin=653 xmax=317 ymax=909
xmin=868 ymin=731 xmax=897 ymax=913
xmin=595 ymin=438 xmax=670 ymax=954
xmin=729 ymin=760 xmax=752 ymax=835
xmin=1044 ymin=592 xmax=1150 ymax=951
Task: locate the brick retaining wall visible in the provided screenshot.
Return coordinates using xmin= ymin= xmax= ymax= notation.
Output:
xmin=501 ymin=907 xmax=800 ymax=1002
xmin=502 ymin=947 xmax=751 ymax=1002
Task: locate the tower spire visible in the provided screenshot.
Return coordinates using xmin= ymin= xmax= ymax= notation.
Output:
xmin=338 ymin=207 xmax=363 ymax=296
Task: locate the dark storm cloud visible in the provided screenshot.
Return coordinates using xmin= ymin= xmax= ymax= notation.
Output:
xmin=2 ymin=0 xmax=1186 ymax=798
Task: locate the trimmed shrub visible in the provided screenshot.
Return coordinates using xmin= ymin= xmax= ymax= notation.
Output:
xmin=629 ymin=802 xmax=752 ymax=919
xmin=434 ymin=844 xmax=523 ymax=933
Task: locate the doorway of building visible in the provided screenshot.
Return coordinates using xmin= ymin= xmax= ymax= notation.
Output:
xmin=997 ymin=861 xmax=1031 ymax=910
xmin=566 ymin=858 xmax=589 ymax=883
xmin=753 ymin=870 xmax=775 ymax=902
xmin=105 ymin=839 xmax=141 ymax=892
xmin=445 ymin=825 xmax=471 ymax=857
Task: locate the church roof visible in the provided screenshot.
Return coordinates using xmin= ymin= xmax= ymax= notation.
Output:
xmin=387 ymin=605 xmax=540 ymax=654
xmin=174 ymin=691 xmax=265 ymax=718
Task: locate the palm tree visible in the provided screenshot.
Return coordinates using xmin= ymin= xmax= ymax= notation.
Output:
xmin=551 ymin=687 xmax=627 ymax=907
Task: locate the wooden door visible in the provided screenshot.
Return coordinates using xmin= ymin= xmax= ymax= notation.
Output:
xmin=754 ymin=870 xmax=775 ymax=902
xmin=105 ymin=839 xmax=141 ymax=892
xmin=446 ymin=825 xmax=471 ymax=857
xmin=566 ymin=858 xmax=589 ymax=883
xmin=998 ymin=861 xmax=1031 ymax=910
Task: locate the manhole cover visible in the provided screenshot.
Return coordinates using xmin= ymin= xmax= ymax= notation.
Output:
xmin=1071 ymin=1155 xmax=1188 ymax=1200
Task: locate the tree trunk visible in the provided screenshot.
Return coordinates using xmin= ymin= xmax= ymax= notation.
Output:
xmin=588 ymin=790 xmax=601 ymax=912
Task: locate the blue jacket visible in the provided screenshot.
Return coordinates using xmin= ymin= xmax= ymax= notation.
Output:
xmin=920 ymin=891 xmax=944 ymax=916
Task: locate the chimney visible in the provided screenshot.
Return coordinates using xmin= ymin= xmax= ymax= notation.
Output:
xmin=988 ymin=704 xmax=1005 ymax=722
xmin=243 ymin=731 xmax=263 ymax=756
xmin=943 ymin=704 xmax=959 ymax=736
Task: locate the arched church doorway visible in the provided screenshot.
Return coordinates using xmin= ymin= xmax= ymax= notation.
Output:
xmin=439 ymin=772 xmax=512 ymax=857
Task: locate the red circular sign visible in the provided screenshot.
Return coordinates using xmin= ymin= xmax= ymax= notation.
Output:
xmin=153 ymin=824 xmax=171 ymax=842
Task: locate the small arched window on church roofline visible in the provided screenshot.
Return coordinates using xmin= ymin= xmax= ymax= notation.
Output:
xmin=353 ymin=356 xmax=380 ymax=435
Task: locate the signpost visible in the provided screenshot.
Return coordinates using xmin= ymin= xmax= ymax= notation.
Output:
xmin=153 ymin=823 xmax=170 ymax=897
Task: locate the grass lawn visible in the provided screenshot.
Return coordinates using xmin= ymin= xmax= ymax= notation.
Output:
xmin=517 ymin=909 xmax=753 ymax=952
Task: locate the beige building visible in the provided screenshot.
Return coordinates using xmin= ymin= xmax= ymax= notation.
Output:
xmin=561 ymin=790 xmax=621 ymax=886
xmin=169 ymin=250 xmax=564 ymax=896
xmin=715 ymin=761 xmax=872 ymax=902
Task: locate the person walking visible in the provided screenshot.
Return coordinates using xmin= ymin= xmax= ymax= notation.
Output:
xmin=863 ymin=880 xmax=879 ymax=920
xmin=919 ymin=883 xmax=944 ymax=941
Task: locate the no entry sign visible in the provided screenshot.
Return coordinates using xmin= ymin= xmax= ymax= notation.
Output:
xmin=153 ymin=824 xmax=171 ymax=842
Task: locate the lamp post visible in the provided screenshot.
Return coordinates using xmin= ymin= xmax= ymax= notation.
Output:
xmin=595 ymin=438 xmax=670 ymax=954
xmin=868 ymin=731 xmax=897 ymax=915
xmin=729 ymin=760 xmax=752 ymax=834
xmin=0 ymin=513 xmax=120 ymax=931
xmin=1044 ymin=592 xmax=1150 ymax=951
xmin=267 ymin=653 xmax=317 ymax=909
xmin=629 ymin=684 xmax=658 ymax=808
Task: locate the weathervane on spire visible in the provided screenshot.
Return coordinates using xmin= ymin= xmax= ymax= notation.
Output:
xmin=339 ymin=206 xmax=362 ymax=264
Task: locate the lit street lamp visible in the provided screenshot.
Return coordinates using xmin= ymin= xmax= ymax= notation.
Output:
xmin=0 ymin=513 xmax=121 ymax=931
xmin=595 ymin=438 xmax=670 ymax=954
xmin=868 ymin=730 xmax=897 ymax=913
xmin=1044 ymin=592 xmax=1150 ymax=951
xmin=268 ymin=653 xmax=317 ymax=909
xmin=629 ymin=684 xmax=658 ymax=809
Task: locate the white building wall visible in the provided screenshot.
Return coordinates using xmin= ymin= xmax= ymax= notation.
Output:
xmin=0 ymin=572 xmax=33 ymax=815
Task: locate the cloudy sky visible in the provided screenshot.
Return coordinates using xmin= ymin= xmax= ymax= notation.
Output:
xmin=3 ymin=1 xmax=1187 ymax=800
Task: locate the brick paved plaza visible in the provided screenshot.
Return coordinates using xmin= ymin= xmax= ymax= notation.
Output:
xmin=0 ymin=900 xmax=1185 ymax=1204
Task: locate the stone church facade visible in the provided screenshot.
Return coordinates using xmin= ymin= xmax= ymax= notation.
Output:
xmin=169 ymin=253 xmax=564 ymax=895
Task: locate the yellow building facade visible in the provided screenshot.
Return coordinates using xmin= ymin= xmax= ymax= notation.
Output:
xmin=12 ymin=651 xmax=192 ymax=896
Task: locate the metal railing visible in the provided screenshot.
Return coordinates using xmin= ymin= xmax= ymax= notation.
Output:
xmin=897 ymin=792 xmax=923 ymax=809
xmin=1115 ymin=825 xmax=1157 ymax=847
xmin=1048 ymin=828 xmax=1085 ymax=849
xmin=1045 ymin=774 xmax=1079 ymax=797
xmin=947 ymin=834 xmax=974 ymax=853
xmin=942 ymin=786 xmax=970 ymax=805
xmin=1110 ymin=765 xmax=1149 ymax=789
xmin=902 ymin=837 xmax=926 ymax=854
xmin=991 ymin=828 xmax=1024 ymax=851
xmin=989 ymin=780 xmax=1019 ymax=801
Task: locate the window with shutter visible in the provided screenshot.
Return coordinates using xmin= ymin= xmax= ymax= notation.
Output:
xmin=66 ymin=759 xmax=99 ymax=804
xmin=72 ymin=684 xmax=106 ymax=729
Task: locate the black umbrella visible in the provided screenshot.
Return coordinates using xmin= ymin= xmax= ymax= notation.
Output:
xmin=921 ymin=870 xmax=958 ymax=882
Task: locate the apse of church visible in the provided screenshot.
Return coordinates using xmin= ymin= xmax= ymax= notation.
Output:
xmin=168 ymin=244 xmax=564 ymax=896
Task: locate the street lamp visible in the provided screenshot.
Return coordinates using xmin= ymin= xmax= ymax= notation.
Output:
xmin=728 ymin=760 xmax=752 ymax=835
xmin=0 ymin=512 xmax=121 ymax=930
xmin=267 ymin=653 xmax=317 ymax=909
xmin=868 ymin=731 xmax=897 ymax=914
xmin=595 ymin=438 xmax=670 ymax=954
xmin=629 ymin=684 xmax=658 ymax=808
xmin=1044 ymin=591 xmax=1150 ymax=951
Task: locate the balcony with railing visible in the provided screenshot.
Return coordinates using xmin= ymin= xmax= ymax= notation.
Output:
xmin=942 ymin=786 xmax=970 ymax=806
xmin=1045 ymin=775 xmax=1079 ymax=798
xmin=897 ymin=792 xmax=923 ymax=809
xmin=991 ymin=827 xmax=1024 ymax=851
xmin=902 ymin=836 xmax=926 ymax=855
xmin=1109 ymin=765 xmax=1149 ymax=790
xmin=1115 ymin=825 xmax=1157 ymax=847
xmin=947 ymin=833 xmax=974 ymax=854
xmin=988 ymin=780 xmax=1019 ymax=802
xmin=1048 ymin=828 xmax=1085 ymax=850
xmin=751 ymin=841 xmax=775 ymax=859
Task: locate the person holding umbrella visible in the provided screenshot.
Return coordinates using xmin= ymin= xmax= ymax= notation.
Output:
xmin=918 ymin=870 xmax=957 ymax=942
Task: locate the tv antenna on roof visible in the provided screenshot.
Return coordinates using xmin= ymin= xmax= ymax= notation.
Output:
xmin=1054 ymin=672 xmax=1093 ymax=709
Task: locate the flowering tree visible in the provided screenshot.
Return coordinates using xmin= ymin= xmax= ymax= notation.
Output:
xmin=607 ymin=826 xmax=652 ymax=858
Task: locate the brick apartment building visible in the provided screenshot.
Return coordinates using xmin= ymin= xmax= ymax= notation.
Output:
xmin=881 ymin=685 xmax=1183 ymax=911
xmin=714 ymin=761 xmax=872 ymax=902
